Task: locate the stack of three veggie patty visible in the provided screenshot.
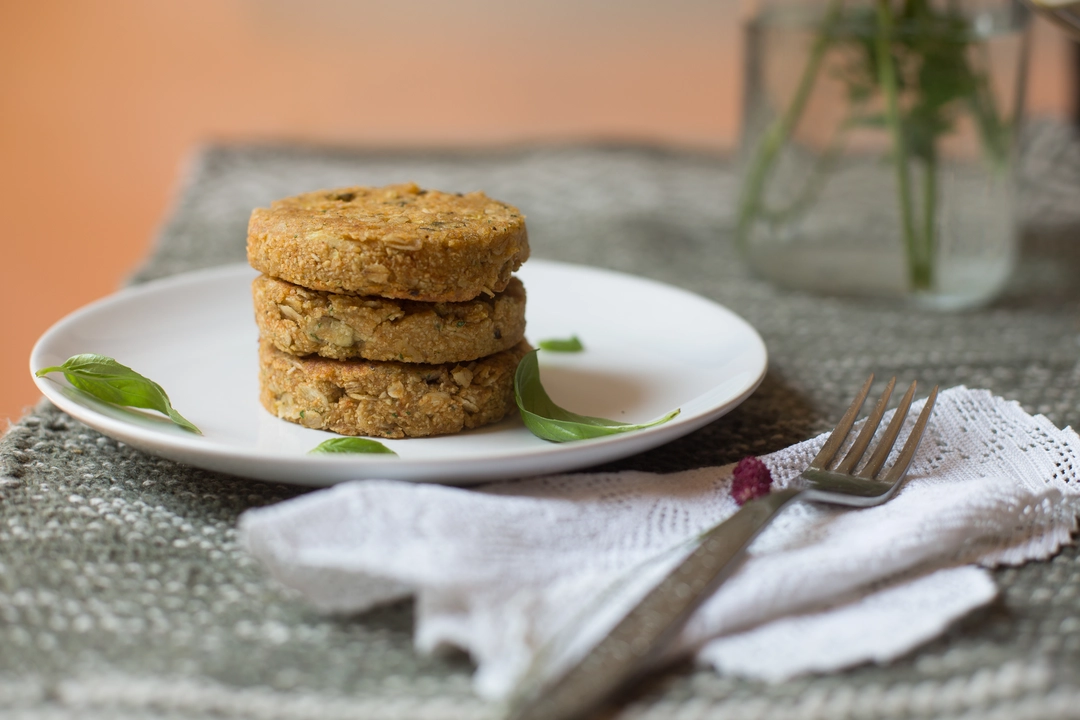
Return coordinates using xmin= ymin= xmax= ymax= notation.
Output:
xmin=247 ymin=183 xmax=532 ymax=439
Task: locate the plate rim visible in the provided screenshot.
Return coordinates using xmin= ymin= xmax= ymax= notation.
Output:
xmin=30 ymin=259 xmax=768 ymax=485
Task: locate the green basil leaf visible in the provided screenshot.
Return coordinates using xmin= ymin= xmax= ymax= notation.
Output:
xmin=513 ymin=350 xmax=679 ymax=442
xmin=35 ymin=353 xmax=201 ymax=434
xmin=538 ymin=335 xmax=584 ymax=352
xmin=309 ymin=437 xmax=397 ymax=455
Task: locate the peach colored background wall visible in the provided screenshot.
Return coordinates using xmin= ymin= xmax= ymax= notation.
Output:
xmin=0 ymin=0 xmax=1073 ymax=426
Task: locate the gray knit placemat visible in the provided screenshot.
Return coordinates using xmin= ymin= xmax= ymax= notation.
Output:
xmin=3 ymin=123 xmax=1080 ymax=719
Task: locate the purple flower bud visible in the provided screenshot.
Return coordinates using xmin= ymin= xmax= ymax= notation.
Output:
xmin=731 ymin=456 xmax=773 ymax=506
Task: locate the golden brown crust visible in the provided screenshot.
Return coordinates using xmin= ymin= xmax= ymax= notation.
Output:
xmin=253 ymin=274 xmax=526 ymax=364
xmin=247 ymin=183 xmax=530 ymax=302
xmin=258 ymin=338 xmax=531 ymax=439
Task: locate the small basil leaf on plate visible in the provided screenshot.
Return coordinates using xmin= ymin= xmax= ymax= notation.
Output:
xmin=513 ymin=349 xmax=679 ymax=442
xmin=538 ymin=335 xmax=584 ymax=352
xmin=35 ymin=353 xmax=201 ymax=434
xmin=309 ymin=437 xmax=397 ymax=455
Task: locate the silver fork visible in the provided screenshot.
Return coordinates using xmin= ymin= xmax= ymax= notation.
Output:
xmin=506 ymin=375 xmax=939 ymax=720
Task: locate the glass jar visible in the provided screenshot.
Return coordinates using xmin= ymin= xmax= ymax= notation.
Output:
xmin=736 ymin=0 xmax=1029 ymax=309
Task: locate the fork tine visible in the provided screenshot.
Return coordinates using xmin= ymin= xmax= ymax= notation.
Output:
xmin=856 ymin=380 xmax=917 ymax=479
xmin=834 ymin=377 xmax=897 ymax=474
xmin=879 ymin=385 xmax=939 ymax=486
xmin=809 ymin=374 xmax=874 ymax=470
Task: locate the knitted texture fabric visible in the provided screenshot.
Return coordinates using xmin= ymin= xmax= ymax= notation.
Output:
xmin=239 ymin=388 xmax=1080 ymax=698
xmin=3 ymin=123 xmax=1080 ymax=718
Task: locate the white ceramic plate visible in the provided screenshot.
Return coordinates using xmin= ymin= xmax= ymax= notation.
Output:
xmin=30 ymin=260 xmax=767 ymax=486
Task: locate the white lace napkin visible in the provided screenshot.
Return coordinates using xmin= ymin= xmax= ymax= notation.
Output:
xmin=239 ymin=387 xmax=1080 ymax=698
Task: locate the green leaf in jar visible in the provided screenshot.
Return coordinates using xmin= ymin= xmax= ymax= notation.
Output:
xmin=35 ymin=353 xmax=201 ymax=434
xmin=537 ymin=335 xmax=584 ymax=352
xmin=513 ymin=349 xmax=679 ymax=442
xmin=309 ymin=437 xmax=397 ymax=455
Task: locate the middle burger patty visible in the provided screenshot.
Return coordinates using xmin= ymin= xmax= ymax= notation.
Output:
xmin=253 ymin=274 xmax=527 ymax=364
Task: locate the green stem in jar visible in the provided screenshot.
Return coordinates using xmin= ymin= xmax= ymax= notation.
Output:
xmin=735 ymin=0 xmax=846 ymax=251
xmin=873 ymin=0 xmax=924 ymax=291
xmin=916 ymin=153 xmax=937 ymax=290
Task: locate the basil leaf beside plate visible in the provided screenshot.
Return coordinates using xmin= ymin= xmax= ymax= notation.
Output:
xmin=513 ymin=349 xmax=680 ymax=442
xmin=35 ymin=353 xmax=201 ymax=434
xmin=538 ymin=335 xmax=584 ymax=352
xmin=309 ymin=437 xmax=397 ymax=455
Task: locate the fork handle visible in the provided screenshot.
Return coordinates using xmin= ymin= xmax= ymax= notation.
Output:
xmin=506 ymin=487 xmax=802 ymax=720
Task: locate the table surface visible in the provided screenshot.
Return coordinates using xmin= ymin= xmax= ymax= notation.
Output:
xmin=3 ymin=124 xmax=1080 ymax=719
